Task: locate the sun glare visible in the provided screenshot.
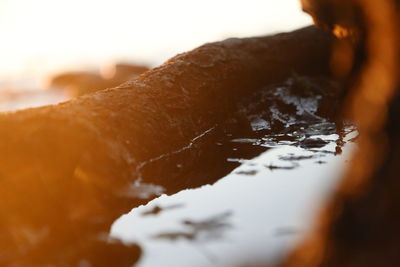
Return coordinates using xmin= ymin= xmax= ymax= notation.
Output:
xmin=0 ymin=0 xmax=311 ymax=81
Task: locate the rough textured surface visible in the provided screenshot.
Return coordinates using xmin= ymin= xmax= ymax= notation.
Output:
xmin=0 ymin=26 xmax=334 ymax=265
xmin=0 ymin=25 xmax=333 ymax=206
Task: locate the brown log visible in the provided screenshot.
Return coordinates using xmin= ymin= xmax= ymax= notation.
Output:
xmin=0 ymin=26 xmax=333 ymax=265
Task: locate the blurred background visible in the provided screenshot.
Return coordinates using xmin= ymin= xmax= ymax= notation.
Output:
xmin=0 ymin=2 xmax=360 ymax=266
xmin=0 ymin=0 xmax=311 ymax=109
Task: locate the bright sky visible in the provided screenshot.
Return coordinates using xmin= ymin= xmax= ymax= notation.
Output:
xmin=0 ymin=0 xmax=311 ymax=80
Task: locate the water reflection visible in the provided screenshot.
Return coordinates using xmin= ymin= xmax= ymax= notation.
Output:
xmin=152 ymin=211 xmax=233 ymax=242
xmin=141 ymin=204 xmax=184 ymax=217
xmin=112 ymin=132 xmax=356 ymax=267
xmin=0 ymin=73 xmax=352 ymax=266
xmin=109 ymin=75 xmax=355 ymax=266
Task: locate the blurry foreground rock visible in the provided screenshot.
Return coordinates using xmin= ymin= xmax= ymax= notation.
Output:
xmin=49 ymin=63 xmax=149 ymax=96
xmin=0 ymin=26 xmax=335 ymax=265
xmin=284 ymin=0 xmax=400 ymax=266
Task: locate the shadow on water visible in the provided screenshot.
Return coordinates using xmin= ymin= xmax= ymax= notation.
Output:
xmin=151 ymin=211 xmax=233 ymax=242
xmin=0 ymin=74 xmax=350 ymax=266
xmin=137 ymin=74 xmax=345 ymax=192
xmin=109 ymin=75 xmax=358 ymax=267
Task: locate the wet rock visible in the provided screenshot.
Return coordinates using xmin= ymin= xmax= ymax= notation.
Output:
xmin=49 ymin=71 xmax=109 ymax=96
xmin=49 ymin=63 xmax=149 ymax=96
xmin=298 ymin=137 xmax=330 ymax=149
xmin=0 ymin=26 xmax=334 ymax=264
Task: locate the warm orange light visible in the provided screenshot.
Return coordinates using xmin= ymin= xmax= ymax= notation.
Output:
xmin=0 ymin=0 xmax=311 ymax=82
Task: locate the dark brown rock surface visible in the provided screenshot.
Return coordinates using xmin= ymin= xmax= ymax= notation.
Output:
xmin=0 ymin=26 xmax=334 ymax=265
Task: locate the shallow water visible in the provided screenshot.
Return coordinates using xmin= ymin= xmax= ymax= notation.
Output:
xmin=111 ymin=122 xmax=356 ymax=267
xmin=108 ymin=76 xmax=355 ymax=266
xmin=0 ymin=74 xmax=355 ymax=266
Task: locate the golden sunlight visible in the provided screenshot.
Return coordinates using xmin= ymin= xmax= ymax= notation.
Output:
xmin=0 ymin=0 xmax=398 ymax=266
xmin=0 ymin=0 xmax=311 ymax=81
